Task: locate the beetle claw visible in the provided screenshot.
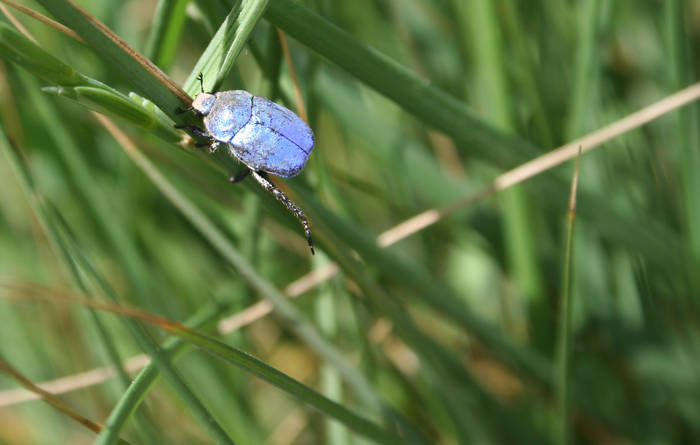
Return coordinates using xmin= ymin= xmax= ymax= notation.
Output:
xmin=229 ymin=168 xmax=251 ymax=183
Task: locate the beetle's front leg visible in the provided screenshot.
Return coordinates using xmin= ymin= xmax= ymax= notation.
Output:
xmin=208 ymin=140 xmax=220 ymax=153
xmin=174 ymin=124 xmax=210 ymax=139
xmin=229 ymin=168 xmax=250 ymax=183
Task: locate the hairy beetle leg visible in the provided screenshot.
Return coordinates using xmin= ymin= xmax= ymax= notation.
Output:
xmin=174 ymin=124 xmax=210 ymax=139
xmin=251 ymin=171 xmax=315 ymax=255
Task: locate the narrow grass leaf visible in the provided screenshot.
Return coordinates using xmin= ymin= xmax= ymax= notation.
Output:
xmin=0 ymin=23 xmax=179 ymax=142
xmin=144 ymin=0 xmax=189 ymax=70
xmin=43 ymin=86 xmax=179 ymax=142
xmin=264 ymin=0 xmax=691 ymax=276
xmin=0 ymin=126 xmax=236 ymax=445
xmin=296 ymin=187 xmax=553 ymax=385
xmin=36 ymin=0 xmax=189 ymax=110
xmin=554 ymin=147 xmax=582 ymax=445
xmin=263 ymin=0 xmax=535 ymax=167
xmin=0 ymin=356 xmax=132 ymax=445
xmin=663 ymin=0 xmax=700 ymax=265
xmin=0 ymin=22 xmax=81 ymax=86
xmin=98 ymin=301 xmax=235 ymax=445
xmin=0 ymin=285 xmax=399 ymax=445
xmin=98 ymin=115 xmax=387 ymax=419
xmin=182 ymin=0 xmax=270 ymax=95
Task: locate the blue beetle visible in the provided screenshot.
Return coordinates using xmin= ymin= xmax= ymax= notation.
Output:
xmin=176 ymin=75 xmax=315 ymax=254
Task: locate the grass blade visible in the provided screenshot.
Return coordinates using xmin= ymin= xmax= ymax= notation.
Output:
xmin=36 ymin=0 xmax=189 ymax=109
xmin=96 ymin=115 xmax=389 ymax=418
xmin=0 ymin=356 xmax=132 ymax=445
xmin=182 ymin=0 xmax=269 ymax=95
xmin=0 ymin=125 xmax=236 ymax=445
xmin=554 ymin=147 xmax=582 ymax=444
xmin=144 ymin=0 xmax=189 ymax=70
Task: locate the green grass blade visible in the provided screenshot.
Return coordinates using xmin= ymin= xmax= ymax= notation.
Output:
xmin=564 ymin=0 xmax=602 ymax=140
xmin=144 ymin=0 xmax=189 ymax=70
xmin=23 ymin=0 xmax=694 ymax=279
xmin=182 ymin=0 xmax=269 ymax=95
xmin=0 ymin=123 xmax=236 ymax=445
xmin=111 ymin=122 xmax=387 ymax=416
xmin=54 ymin=212 xmax=237 ymax=445
xmin=97 ymin=300 xmax=233 ymax=445
xmin=0 ymin=128 xmax=135 ymax=444
xmin=298 ymin=188 xmax=552 ymax=385
xmin=554 ymin=148 xmax=582 ymax=445
xmin=36 ymin=0 xmax=187 ymax=111
xmin=264 ymin=0 xmax=534 ymax=168
xmin=161 ymin=321 xmax=397 ymax=444
xmin=663 ymin=0 xmax=700 ymax=265
xmin=314 ymin=255 xmax=350 ymax=445
xmin=0 ymin=21 xmax=81 ymax=86
xmin=291 ymin=189 xmax=521 ymax=440
xmin=458 ymin=0 xmax=543 ymax=310
xmin=43 ymin=85 xmax=179 ymax=142
xmin=263 ymin=0 xmax=691 ymax=277
xmin=0 ymin=23 xmax=179 ymax=142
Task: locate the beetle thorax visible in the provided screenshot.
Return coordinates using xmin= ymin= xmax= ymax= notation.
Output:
xmin=192 ymin=92 xmax=216 ymax=115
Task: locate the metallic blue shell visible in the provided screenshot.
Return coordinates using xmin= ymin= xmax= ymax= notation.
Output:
xmin=203 ymin=90 xmax=252 ymax=143
xmin=202 ymin=90 xmax=314 ymax=178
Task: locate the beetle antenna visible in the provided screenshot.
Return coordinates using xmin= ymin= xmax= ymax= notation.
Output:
xmin=197 ymin=73 xmax=204 ymax=93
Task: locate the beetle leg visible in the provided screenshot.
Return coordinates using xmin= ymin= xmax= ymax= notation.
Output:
xmin=175 ymin=106 xmax=193 ymax=114
xmin=174 ymin=124 xmax=210 ymax=139
xmin=229 ymin=168 xmax=250 ymax=183
xmin=251 ymin=171 xmax=315 ymax=255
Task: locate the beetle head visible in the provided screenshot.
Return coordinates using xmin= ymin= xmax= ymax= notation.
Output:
xmin=192 ymin=92 xmax=216 ymax=116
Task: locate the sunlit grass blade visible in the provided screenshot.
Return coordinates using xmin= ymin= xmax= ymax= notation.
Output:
xmin=20 ymin=0 xmax=695 ymax=280
xmin=182 ymin=0 xmax=268 ymax=95
xmin=264 ymin=0 xmax=534 ymax=168
xmin=43 ymin=85 xmax=180 ymax=142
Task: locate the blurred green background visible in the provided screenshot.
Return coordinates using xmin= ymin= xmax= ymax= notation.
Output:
xmin=0 ymin=0 xmax=699 ymax=444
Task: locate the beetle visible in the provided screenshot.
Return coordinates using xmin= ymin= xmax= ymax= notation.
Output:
xmin=176 ymin=74 xmax=315 ymax=254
